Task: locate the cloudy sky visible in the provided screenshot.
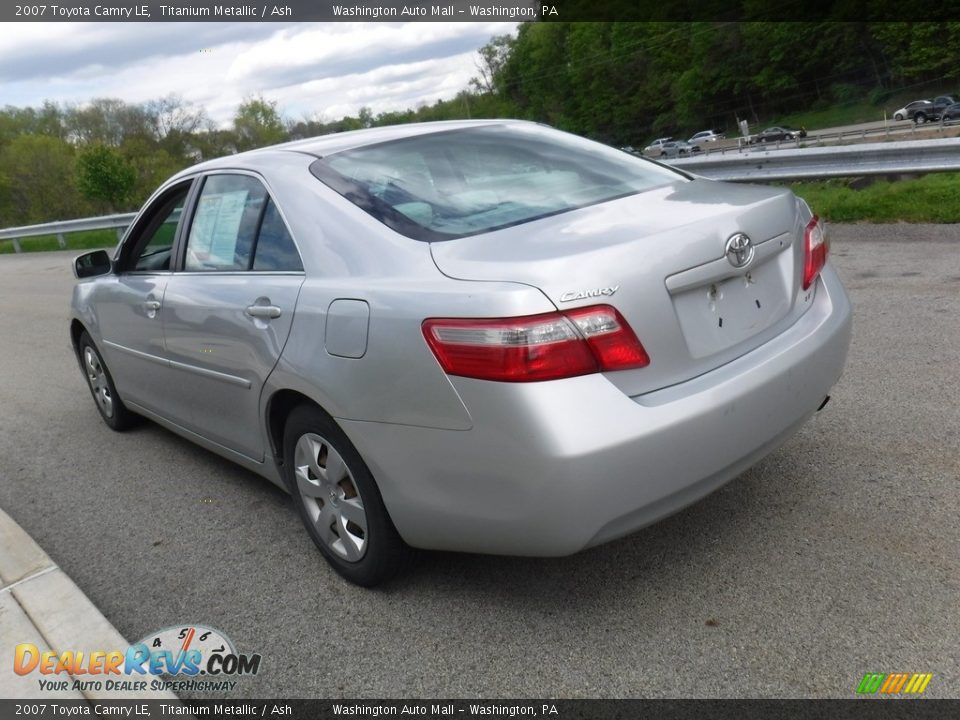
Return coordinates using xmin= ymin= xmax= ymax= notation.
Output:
xmin=0 ymin=22 xmax=516 ymax=124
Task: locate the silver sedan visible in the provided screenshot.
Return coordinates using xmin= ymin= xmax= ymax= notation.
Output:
xmin=70 ymin=120 xmax=852 ymax=586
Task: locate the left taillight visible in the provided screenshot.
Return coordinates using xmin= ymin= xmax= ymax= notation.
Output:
xmin=802 ymin=214 xmax=829 ymax=290
xmin=422 ymin=304 xmax=649 ymax=383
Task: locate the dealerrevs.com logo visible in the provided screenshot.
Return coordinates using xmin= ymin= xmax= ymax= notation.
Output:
xmin=14 ymin=624 xmax=261 ymax=694
xmin=856 ymin=672 xmax=933 ymax=696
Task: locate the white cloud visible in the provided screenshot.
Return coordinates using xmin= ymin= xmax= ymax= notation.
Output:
xmin=0 ymin=21 xmax=516 ymax=125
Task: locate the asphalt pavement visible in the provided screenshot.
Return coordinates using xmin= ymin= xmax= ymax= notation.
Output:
xmin=0 ymin=225 xmax=957 ymax=698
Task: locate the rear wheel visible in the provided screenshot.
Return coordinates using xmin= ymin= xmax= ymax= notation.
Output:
xmin=283 ymin=404 xmax=412 ymax=586
xmin=915 ymin=113 xmax=927 ymax=125
xmin=78 ymin=331 xmax=139 ymax=431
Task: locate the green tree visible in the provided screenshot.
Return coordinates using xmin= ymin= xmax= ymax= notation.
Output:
xmin=0 ymin=135 xmax=85 ymax=225
xmin=233 ymin=97 xmax=286 ymax=151
xmin=470 ymin=34 xmax=516 ymax=94
xmin=77 ymin=143 xmax=136 ymax=213
xmin=120 ymin=138 xmax=184 ymax=206
xmin=65 ymin=98 xmax=152 ymax=146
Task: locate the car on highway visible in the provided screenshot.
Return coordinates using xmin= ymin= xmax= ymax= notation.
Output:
xmin=891 ymin=98 xmax=955 ymax=123
xmin=750 ymin=126 xmax=806 ymax=144
xmin=657 ymin=140 xmax=702 ymax=158
xmin=69 ymin=120 xmax=852 ymax=586
xmin=642 ymin=136 xmax=673 ymax=155
xmin=688 ymin=130 xmax=725 ymax=145
xmin=940 ymin=102 xmax=960 ymax=126
xmin=892 ymin=101 xmax=929 ymax=122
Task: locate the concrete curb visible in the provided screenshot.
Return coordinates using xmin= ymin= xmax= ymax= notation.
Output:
xmin=0 ymin=508 xmax=177 ymax=702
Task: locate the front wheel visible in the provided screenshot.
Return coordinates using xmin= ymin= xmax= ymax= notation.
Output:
xmin=78 ymin=331 xmax=139 ymax=431
xmin=283 ymin=404 xmax=413 ymax=586
xmin=894 ymin=113 xmax=904 ymax=121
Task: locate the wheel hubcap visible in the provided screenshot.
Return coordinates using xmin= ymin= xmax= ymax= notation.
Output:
xmin=294 ymin=433 xmax=367 ymax=562
xmin=84 ymin=347 xmax=114 ymax=419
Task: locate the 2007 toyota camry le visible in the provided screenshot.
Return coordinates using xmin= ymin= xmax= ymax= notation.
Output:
xmin=70 ymin=120 xmax=852 ymax=586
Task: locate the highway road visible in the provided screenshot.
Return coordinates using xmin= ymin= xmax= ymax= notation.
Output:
xmin=0 ymin=226 xmax=958 ymax=698
xmin=652 ymin=117 xmax=959 ymax=158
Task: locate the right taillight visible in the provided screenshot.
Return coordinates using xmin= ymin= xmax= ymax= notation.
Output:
xmin=802 ymin=214 xmax=829 ymax=290
xmin=422 ymin=304 xmax=649 ymax=382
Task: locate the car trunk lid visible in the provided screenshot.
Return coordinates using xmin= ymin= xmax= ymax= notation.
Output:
xmin=430 ymin=178 xmax=814 ymax=396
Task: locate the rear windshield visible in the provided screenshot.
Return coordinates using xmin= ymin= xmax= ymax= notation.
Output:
xmin=310 ymin=124 xmax=685 ymax=242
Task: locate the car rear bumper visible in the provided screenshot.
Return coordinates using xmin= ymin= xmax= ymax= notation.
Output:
xmin=341 ymin=266 xmax=852 ymax=556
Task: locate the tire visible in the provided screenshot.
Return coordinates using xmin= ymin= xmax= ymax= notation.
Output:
xmin=894 ymin=113 xmax=904 ymax=121
xmin=78 ymin=331 xmax=140 ymax=431
xmin=283 ymin=404 xmax=413 ymax=587
xmin=915 ymin=113 xmax=927 ymax=125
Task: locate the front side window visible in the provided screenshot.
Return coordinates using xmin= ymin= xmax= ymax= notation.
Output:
xmin=125 ymin=185 xmax=189 ymax=272
xmin=310 ymin=124 xmax=685 ymax=242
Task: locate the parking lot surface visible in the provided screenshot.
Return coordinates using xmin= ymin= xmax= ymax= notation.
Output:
xmin=0 ymin=224 xmax=957 ymax=698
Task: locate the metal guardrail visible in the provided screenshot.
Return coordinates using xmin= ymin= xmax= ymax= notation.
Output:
xmin=665 ymin=137 xmax=960 ymax=181
xmin=0 ymin=213 xmax=134 ymax=253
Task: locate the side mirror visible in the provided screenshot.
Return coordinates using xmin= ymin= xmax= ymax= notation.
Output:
xmin=73 ymin=250 xmax=113 ymax=279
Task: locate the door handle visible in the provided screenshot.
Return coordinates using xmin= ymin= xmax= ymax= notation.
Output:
xmin=143 ymin=299 xmax=161 ymax=318
xmin=245 ymin=304 xmax=282 ymax=320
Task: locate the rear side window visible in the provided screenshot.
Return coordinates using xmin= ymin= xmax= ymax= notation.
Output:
xmin=253 ymin=199 xmax=302 ymax=271
xmin=310 ymin=124 xmax=685 ymax=242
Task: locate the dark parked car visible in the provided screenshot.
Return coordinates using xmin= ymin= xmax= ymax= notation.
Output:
xmin=933 ymin=95 xmax=956 ymax=109
xmin=750 ymin=126 xmax=806 ymax=144
xmin=940 ymin=102 xmax=960 ymax=126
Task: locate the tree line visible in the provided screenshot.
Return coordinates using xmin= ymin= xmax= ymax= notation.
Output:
xmin=1 ymin=20 xmax=957 ymax=227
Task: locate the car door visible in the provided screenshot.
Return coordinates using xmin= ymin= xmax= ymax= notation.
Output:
xmin=94 ymin=180 xmax=193 ymax=412
xmin=160 ymin=172 xmax=305 ymax=461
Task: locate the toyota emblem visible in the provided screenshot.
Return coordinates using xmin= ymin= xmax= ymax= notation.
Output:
xmin=725 ymin=233 xmax=754 ymax=268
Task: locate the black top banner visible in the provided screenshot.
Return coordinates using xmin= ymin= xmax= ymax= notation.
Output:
xmin=3 ymin=0 xmax=960 ymax=22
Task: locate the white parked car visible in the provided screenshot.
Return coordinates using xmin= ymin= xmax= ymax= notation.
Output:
xmin=688 ymin=130 xmax=725 ymax=145
xmin=642 ymin=137 xmax=673 ymax=155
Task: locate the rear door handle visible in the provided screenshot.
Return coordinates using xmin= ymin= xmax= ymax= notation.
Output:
xmin=245 ymin=304 xmax=282 ymax=320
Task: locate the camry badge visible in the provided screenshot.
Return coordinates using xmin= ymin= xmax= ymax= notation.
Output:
xmin=559 ymin=285 xmax=620 ymax=303
xmin=725 ymin=233 xmax=754 ymax=268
